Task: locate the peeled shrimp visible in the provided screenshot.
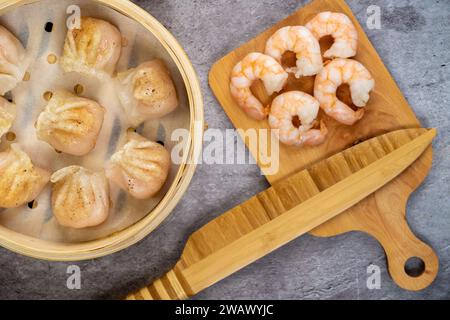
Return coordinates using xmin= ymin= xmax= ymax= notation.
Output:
xmin=265 ymin=26 xmax=323 ymax=78
xmin=306 ymin=12 xmax=358 ymax=59
xmin=230 ymin=52 xmax=288 ymax=120
xmin=268 ymin=91 xmax=327 ymax=147
xmin=314 ymin=58 xmax=375 ymax=125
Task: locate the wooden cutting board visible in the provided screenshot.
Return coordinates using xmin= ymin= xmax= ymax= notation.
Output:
xmin=209 ymin=0 xmax=438 ymax=291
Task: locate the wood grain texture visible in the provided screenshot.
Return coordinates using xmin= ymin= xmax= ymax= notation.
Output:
xmin=208 ymin=0 xmax=437 ymax=291
xmin=126 ymin=129 xmax=437 ymax=300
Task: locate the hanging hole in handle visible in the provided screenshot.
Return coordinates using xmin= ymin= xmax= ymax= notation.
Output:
xmin=404 ymin=257 xmax=426 ymax=278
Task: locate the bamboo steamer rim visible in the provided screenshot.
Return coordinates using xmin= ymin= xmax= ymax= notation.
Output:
xmin=0 ymin=0 xmax=204 ymax=261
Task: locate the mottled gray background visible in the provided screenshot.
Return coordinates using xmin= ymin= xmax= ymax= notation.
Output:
xmin=0 ymin=0 xmax=449 ymax=300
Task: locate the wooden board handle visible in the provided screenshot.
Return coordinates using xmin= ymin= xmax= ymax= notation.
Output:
xmin=364 ymin=199 xmax=439 ymax=291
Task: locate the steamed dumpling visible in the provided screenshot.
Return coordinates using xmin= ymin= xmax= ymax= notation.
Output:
xmin=0 ymin=144 xmax=50 ymax=208
xmin=116 ymin=60 xmax=178 ymax=126
xmin=0 ymin=25 xmax=27 ymax=95
xmin=51 ymin=166 xmax=110 ymax=229
xmin=107 ymin=132 xmax=170 ymax=199
xmin=60 ymin=17 xmax=122 ymax=79
xmin=0 ymin=96 xmax=16 ymax=139
xmin=35 ymin=91 xmax=105 ymax=156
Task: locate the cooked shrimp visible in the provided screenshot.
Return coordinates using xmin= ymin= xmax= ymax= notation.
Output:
xmin=265 ymin=26 xmax=323 ymax=78
xmin=314 ymin=58 xmax=375 ymax=125
xmin=306 ymin=12 xmax=358 ymax=59
xmin=268 ymin=91 xmax=327 ymax=147
xmin=230 ymin=52 xmax=288 ymax=120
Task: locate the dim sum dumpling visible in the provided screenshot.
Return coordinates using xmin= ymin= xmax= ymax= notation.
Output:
xmin=60 ymin=17 xmax=122 ymax=79
xmin=35 ymin=91 xmax=105 ymax=156
xmin=0 ymin=96 xmax=16 ymax=139
xmin=0 ymin=144 xmax=50 ymax=208
xmin=51 ymin=166 xmax=110 ymax=229
xmin=116 ymin=60 xmax=178 ymax=126
xmin=0 ymin=25 xmax=27 ymax=95
xmin=107 ymin=132 xmax=170 ymax=199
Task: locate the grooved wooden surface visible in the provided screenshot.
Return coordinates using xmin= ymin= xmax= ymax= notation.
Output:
xmin=209 ymin=0 xmax=437 ymax=291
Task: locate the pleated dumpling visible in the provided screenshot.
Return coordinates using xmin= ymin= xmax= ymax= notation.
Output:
xmin=0 ymin=144 xmax=50 ymax=208
xmin=0 ymin=96 xmax=16 ymax=139
xmin=0 ymin=25 xmax=27 ymax=95
xmin=107 ymin=132 xmax=170 ymax=199
xmin=116 ymin=60 xmax=178 ymax=126
xmin=35 ymin=91 xmax=105 ymax=156
xmin=51 ymin=166 xmax=110 ymax=229
xmin=60 ymin=17 xmax=122 ymax=79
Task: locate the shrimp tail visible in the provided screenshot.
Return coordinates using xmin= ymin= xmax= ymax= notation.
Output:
xmin=340 ymin=107 xmax=365 ymax=125
xmin=244 ymin=104 xmax=267 ymax=121
xmin=327 ymin=101 xmax=365 ymax=126
xmin=354 ymin=108 xmax=365 ymax=122
xmin=319 ymin=119 xmax=328 ymax=135
xmin=341 ymin=107 xmax=365 ymax=126
xmin=304 ymin=120 xmax=328 ymax=146
xmin=264 ymin=105 xmax=271 ymax=117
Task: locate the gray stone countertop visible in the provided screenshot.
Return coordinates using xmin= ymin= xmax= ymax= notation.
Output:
xmin=0 ymin=0 xmax=449 ymax=300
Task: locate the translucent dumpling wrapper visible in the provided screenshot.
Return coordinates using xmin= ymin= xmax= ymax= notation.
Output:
xmin=0 ymin=25 xmax=27 ymax=95
xmin=116 ymin=60 xmax=178 ymax=126
xmin=0 ymin=96 xmax=16 ymax=139
xmin=0 ymin=144 xmax=50 ymax=208
xmin=51 ymin=166 xmax=110 ymax=229
xmin=60 ymin=17 xmax=122 ymax=79
xmin=107 ymin=132 xmax=170 ymax=199
xmin=35 ymin=90 xmax=105 ymax=156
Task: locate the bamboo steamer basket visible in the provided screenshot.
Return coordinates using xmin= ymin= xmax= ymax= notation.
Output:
xmin=0 ymin=0 xmax=204 ymax=261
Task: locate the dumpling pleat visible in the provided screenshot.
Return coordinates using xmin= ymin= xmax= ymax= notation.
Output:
xmin=0 ymin=145 xmax=50 ymax=208
xmin=0 ymin=25 xmax=27 ymax=95
xmin=60 ymin=17 xmax=122 ymax=79
xmin=107 ymin=133 xmax=170 ymax=199
xmin=36 ymin=91 xmax=104 ymax=156
xmin=51 ymin=166 xmax=110 ymax=229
